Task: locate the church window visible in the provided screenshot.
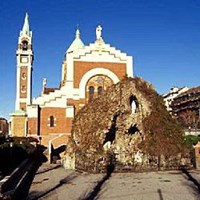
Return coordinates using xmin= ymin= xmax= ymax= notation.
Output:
xmin=89 ymin=86 xmax=94 ymax=99
xmin=98 ymin=86 xmax=103 ymax=95
xmin=86 ymin=75 xmax=113 ymax=102
xmin=49 ymin=116 xmax=55 ymax=127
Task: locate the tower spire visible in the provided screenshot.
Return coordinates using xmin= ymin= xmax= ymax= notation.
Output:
xmin=67 ymin=28 xmax=84 ymax=53
xmin=22 ymin=13 xmax=31 ymax=36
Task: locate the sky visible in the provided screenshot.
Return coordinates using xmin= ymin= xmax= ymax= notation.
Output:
xmin=0 ymin=0 xmax=200 ymax=119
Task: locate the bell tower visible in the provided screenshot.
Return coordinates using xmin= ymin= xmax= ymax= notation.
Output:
xmin=15 ymin=13 xmax=33 ymax=111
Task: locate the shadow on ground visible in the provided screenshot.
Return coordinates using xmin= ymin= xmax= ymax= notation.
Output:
xmin=2 ymin=145 xmax=48 ymax=200
xmin=157 ymin=189 xmax=164 ymax=200
xmin=79 ymin=163 xmax=115 ymax=200
xmin=13 ymin=146 xmax=47 ymax=200
xmin=36 ymin=164 xmax=61 ymax=175
xmin=181 ymin=168 xmax=200 ymax=196
xmin=28 ymin=173 xmax=77 ymax=200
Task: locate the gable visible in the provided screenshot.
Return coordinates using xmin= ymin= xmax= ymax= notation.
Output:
xmin=73 ymin=43 xmax=131 ymax=63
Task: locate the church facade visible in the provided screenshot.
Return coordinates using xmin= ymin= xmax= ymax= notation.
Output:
xmin=10 ymin=14 xmax=133 ymax=147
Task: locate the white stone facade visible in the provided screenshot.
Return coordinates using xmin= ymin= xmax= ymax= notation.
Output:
xmin=32 ymin=26 xmax=133 ymax=111
xmin=163 ymin=87 xmax=189 ymax=113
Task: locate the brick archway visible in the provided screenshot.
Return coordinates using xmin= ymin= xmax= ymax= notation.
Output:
xmin=79 ymin=68 xmax=119 ymax=98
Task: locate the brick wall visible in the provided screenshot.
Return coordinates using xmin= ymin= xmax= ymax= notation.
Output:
xmin=0 ymin=118 xmax=8 ymax=134
xmin=11 ymin=116 xmax=26 ymax=137
xmin=20 ymin=103 xmax=27 ymax=111
xmin=28 ymin=118 xmax=38 ymax=135
xmin=40 ymin=107 xmax=70 ymax=135
xmin=67 ymin=98 xmax=85 ymax=113
xmin=74 ymin=61 xmax=126 ymax=88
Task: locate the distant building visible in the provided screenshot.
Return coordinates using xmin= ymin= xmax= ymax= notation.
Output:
xmin=171 ymin=86 xmax=200 ymax=130
xmin=9 ymin=14 xmax=133 ymax=150
xmin=163 ymin=87 xmax=189 ymax=114
xmin=0 ymin=117 xmax=8 ymax=135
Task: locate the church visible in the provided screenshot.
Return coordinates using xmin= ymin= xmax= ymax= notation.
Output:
xmin=9 ymin=13 xmax=133 ymax=149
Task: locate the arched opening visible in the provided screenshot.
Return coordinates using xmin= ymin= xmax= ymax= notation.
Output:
xmin=85 ymin=75 xmax=113 ymax=102
xmin=79 ymin=68 xmax=120 ymax=99
xmin=89 ymin=86 xmax=94 ymax=100
xmin=98 ymin=86 xmax=103 ymax=95
xmin=129 ymin=95 xmax=138 ymax=114
xmin=22 ymin=40 xmax=28 ymax=51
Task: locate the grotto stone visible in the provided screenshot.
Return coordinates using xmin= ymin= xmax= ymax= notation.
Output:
xmin=64 ymin=77 xmax=185 ymax=172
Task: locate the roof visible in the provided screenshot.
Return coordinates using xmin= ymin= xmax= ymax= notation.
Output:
xmin=176 ymin=86 xmax=200 ymax=98
xmin=21 ymin=13 xmax=31 ymax=37
xmin=162 ymin=87 xmax=188 ymax=98
xmin=43 ymin=87 xmax=59 ymax=94
xmin=67 ymin=29 xmax=84 ymax=53
xmin=0 ymin=117 xmax=7 ymax=121
xmin=10 ymin=110 xmax=27 ymax=116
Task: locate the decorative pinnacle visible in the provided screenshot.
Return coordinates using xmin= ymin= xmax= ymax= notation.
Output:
xmin=22 ymin=12 xmax=30 ymax=35
xmin=76 ymin=29 xmax=80 ymax=39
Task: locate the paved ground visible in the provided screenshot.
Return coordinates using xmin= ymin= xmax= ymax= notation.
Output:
xmin=28 ymin=163 xmax=200 ymax=200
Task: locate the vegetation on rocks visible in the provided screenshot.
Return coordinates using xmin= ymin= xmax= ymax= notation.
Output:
xmin=138 ymin=86 xmax=184 ymax=157
xmin=67 ymin=77 xmax=187 ymax=172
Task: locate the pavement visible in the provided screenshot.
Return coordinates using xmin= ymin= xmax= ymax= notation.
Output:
xmin=28 ymin=163 xmax=200 ymax=200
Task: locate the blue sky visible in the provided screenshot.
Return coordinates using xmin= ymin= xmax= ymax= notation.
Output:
xmin=0 ymin=0 xmax=200 ymax=119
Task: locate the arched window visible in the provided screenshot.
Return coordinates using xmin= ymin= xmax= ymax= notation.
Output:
xmin=89 ymin=86 xmax=94 ymax=99
xmin=22 ymin=41 xmax=28 ymax=51
xmin=49 ymin=116 xmax=55 ymax=127
xmin=98 ymin=86 xmax=103 ymax=95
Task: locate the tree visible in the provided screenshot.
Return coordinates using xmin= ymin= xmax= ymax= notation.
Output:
xmin=178 ymin=110 xmax=198 ymax=129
